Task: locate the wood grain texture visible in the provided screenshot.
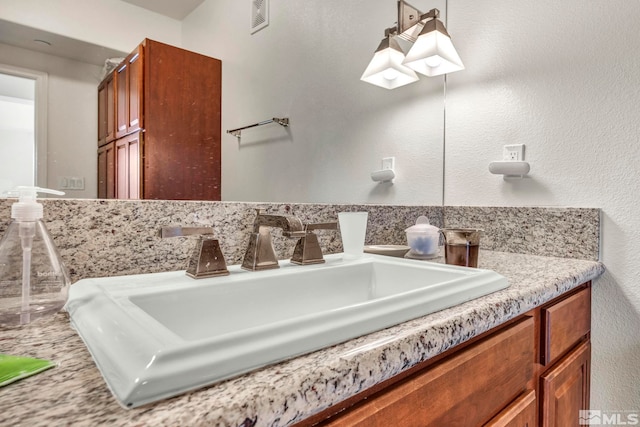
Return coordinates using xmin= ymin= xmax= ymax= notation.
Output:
xmin=484 ymin=389 xmax=537 ymax=427
xmin=540 ymin=341 xmax=591 ymax=427
xmin=541 ymin=287 xmax=591 ymax=365
xmin=142 ymin=39 xmax=222 ymax=200
xmin=323 ymin=318 xmax=534 ymax=427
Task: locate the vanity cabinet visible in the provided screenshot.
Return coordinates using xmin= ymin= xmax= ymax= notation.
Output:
xmin=301 ymin=284 xmax=592 ymax=427
xmin=97 ymin=39 xmax=222 ymax=200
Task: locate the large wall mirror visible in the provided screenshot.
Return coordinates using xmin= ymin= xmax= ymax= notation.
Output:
xmin=0 ymin=0 xmax=446 ymax=206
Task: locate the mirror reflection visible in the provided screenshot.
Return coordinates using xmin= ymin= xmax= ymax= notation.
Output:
xmin=0 ymin=0 xmax=446 ymax=205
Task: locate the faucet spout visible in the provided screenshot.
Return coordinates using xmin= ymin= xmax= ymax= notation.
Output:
xmin=252 ymin=212 xmax=305 ymax=237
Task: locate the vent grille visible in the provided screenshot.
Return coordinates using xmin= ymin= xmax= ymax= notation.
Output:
xmin=251 ymin=0 xmax=269 ymax=34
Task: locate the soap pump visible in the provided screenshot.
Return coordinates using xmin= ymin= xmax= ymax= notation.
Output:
xmin=0 ymin=187 xmax=70 ymax=326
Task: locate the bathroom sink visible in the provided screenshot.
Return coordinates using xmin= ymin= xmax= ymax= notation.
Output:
xmin=65 ymin=253 xmax=508 ymax=408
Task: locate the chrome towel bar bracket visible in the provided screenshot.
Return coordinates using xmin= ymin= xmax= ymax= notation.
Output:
xmin=227 ymin=117 xmax=289 ymax=138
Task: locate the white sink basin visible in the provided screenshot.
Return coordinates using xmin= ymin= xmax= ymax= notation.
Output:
xmin=66 ymin=253 xmax=508 ymax=408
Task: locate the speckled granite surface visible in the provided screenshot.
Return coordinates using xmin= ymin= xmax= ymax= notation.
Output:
xmin=445 ymin=206 xmax=600 ymax=260
xmin=0 ymin=200 xmax=602 ymax=426
xmin=0 ymin=200 xmax=599 ymax=282
xmin=0 ymin=250 xmax=604 ymax=427
xmin=0 ymin=200 xmax=443 ymax=283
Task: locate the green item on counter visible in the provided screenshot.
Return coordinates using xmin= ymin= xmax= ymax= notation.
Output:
xmin=0 ymin=353 xmax=56 ymax=387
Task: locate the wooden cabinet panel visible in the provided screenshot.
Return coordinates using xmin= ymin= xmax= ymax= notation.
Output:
xmin=115 ymin=132 xmax=141 ymax=199
xmin=540 ymin=341 xmax=591 ymax=427
xmin=97 ymin=141 xmax=115 ymax=199
xmin=98 ymin=81 xmax=107 ymax=144
xmin=97 ymin=74 xmax=115 ymax=146
xmin=484 ymin=390 xmax=537 ymax=427
xmin=324 ymin=318 xmax=534 ymax=427
xmin=127 ymin=48 xmax=142 ymax=134
xmin=116 ymin=62 xmax=128 ymax=138
xmin=142 ymin=39 xmax=221 ymax=200
xmin=541 ymin=287 xmax=591 ymax=365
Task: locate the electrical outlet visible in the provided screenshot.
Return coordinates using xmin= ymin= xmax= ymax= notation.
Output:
xmin=503 ymin=144 xmax=525 ymax=161
xmin=382 ymin=157 xmax=395 ymax=170
xmin=58 ymin=176 xmax=85 ymax=190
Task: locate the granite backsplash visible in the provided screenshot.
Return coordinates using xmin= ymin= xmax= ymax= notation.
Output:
xmin=0 ymin=199 xmax=599 ymax=283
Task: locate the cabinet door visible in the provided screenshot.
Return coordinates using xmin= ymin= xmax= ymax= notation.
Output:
xmin=98 ymin=141 xmax=115 ymax=199
xmin=106 ymin=74 xmax=116 ymax=142
xmin=540 ymin=340 xmax=590 ymax=427
xmin=485 ymin=390 xmax=537 ymax=427
xmin=115 ymin=62 xmax=128 ymax=138
xmin=98 ymin=80 xmax=107 ymax=144
xmin=98 ymin=73 xmax=116 ymax=145
xmin=115 ymin=132 xmax=142 ymax=199
xmin=127 ymin=47 xmax=142 ymax=134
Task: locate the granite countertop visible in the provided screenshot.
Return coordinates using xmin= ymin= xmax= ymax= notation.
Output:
xmin=0 ymin=250 xmax=604 ymax=427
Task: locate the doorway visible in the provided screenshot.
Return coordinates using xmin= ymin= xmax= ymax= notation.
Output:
xmin=0 ymin=64 xmax=47 ymax=196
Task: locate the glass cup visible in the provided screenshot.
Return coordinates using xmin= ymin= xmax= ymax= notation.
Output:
xmin=338 ymin=212 xmax=368 ymax=259
xmin=440 ymin=228 xmax=483 ymax=268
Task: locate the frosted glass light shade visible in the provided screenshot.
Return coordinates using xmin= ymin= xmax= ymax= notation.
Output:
xmin=361 ymin=37 xmax=419 ymax=90
xmin=402 ymin=19 xmax=464 ymax=77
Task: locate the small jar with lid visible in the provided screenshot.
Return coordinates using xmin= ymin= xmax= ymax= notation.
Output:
xmin=405 ymin=216 xmax=441 ymax=259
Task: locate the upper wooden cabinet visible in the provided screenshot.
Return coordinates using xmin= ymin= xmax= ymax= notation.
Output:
xmin=97 ymin=39 xmax=222 ymax=200
xmin=97 ymin=73 xmax=115 ymax=146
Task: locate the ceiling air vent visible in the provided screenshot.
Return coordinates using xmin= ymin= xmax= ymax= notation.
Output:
xmin=251 ymin=0 xmax=269 ymax=34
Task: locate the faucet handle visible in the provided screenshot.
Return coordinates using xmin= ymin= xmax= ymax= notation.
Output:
xmin=304 ymin=222 xmax=338 ymax=232
xmin=186 ymin=235 xmax=229 ymax=279
xmin=159 ymin=226 xmax=229 ymax=279
xmin=290 ymin=222 xmax=338 ymax=265
xmin=159 ymin=226 xmax=214 ymax=238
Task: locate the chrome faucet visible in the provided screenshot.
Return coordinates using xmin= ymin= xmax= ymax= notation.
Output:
xmin=241 ymin=210 xmax=306 ymax=271
xmin=291 ymin=222 xmax=338 ymax=265
xmin=159 ymin=226 xmax=229 ymax=278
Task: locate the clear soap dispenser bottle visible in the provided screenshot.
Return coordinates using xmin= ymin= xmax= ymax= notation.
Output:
xmin=0 ymin=187 xmax=70 ymax=326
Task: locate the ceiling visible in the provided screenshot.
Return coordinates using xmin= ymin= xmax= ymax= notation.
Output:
xmin=120 ymin=0 xmax=206 ymax=20
xmin=0 ymin=0 xmax=205 ymax=68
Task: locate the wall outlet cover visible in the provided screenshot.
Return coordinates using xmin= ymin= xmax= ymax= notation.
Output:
xmin=503 ymin=144 xmax=525 ymax=161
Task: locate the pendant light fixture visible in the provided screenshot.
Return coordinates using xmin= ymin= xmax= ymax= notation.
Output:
xmin=361 ymin=1 xmax=464 ymax=89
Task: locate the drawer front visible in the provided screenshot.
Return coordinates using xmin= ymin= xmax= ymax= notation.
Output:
xmin=325 ymin=317 xmax=534 ymax=427
xmin=484 ymin=389 xmax=536 ymax=427
xmin=541 ymin=286 xmax=591 ymax=365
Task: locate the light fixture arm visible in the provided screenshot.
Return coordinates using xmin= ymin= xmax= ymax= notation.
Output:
xmin=395 ymin=1 xmax=442 ymax=42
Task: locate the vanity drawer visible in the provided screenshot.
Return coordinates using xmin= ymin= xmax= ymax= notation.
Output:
xmin=323 ymin=317 xmax=534 ymax=427
xmin=540 ymin=286 xmax=591 ymax=365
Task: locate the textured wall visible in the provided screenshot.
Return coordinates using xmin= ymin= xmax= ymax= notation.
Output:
xmin=181 ymin=0 xmax=446 ymax=205
xmin=445 ymin=0 xmax=640 ymax=412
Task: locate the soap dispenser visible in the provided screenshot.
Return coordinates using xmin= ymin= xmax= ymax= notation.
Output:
xmin=0 ymin=187 xmax=70 ymax=326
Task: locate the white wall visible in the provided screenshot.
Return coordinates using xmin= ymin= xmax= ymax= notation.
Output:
xmin=0 ymin=97 xmax=35 ymax=193
xmin=0 ymin=0 xmax=181 ymax=53
xmin=182 ymin=0 xmax=446 ymax=205
xmin=446 ymin=0 xmax=640 ymax=412
xmin=0 ymin=43 xmax=103 ymax=198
